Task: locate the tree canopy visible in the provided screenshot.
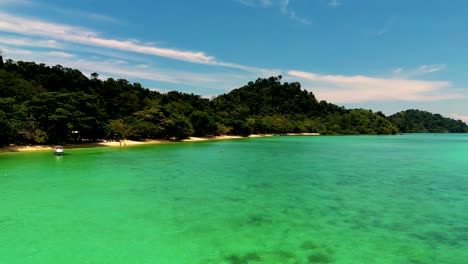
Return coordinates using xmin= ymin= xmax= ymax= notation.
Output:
xmin=388 ymin=109 xmax=468 ymax=133
xmin=0 ymin=58 xmax=466 ymax=146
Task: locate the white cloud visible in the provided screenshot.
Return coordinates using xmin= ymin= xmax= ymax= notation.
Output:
xmin=449 ymin=113 xmax=468 ymax=123
xmin=0 ymin=13 xmax=214 ymax=64
xmin=287 ymin=70 xmax=465 ymax=103
xmin=418 ymin=64 xmax=446 ymax=74
xmin=65 ymin=45 xmax=153 ymax=65
xmin=0 ymin=35 xmax=62 ymax=49
xmin=279 ymin=0 xmax=311 ymax=25
xmin=111 ymin=59 xmax=128 ymax=65
xmin=3 ymin=47 xmax=263 ymax=92
xmin=3 ymin=47 xmax=208 ymax=84
xmin=47 ymin=51 xmax=75 ymax=58
xmin=2 ymin=47 xmax=33 ymax=56
xmin=213 ymin=61 xmax=281 ymax=76
xmin=58 ymin=58 xmax=221 ymax=84
xmin=392 ymin=64 xmax=446 ymax=78
xmin=77 ymin=61 xmax=213 ymax=84
xmin=0 ymin=12 xmax=277 ymax=74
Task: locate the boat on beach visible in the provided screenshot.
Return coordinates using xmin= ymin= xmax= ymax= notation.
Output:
xmin=53 ymin=146 xmax=64 ymax=155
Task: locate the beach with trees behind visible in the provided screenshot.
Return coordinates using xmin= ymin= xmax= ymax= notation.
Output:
xmin=1 ymin=57 xmax=467 ymax=147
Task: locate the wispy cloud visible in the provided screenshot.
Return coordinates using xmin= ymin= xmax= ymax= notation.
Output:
xmin=329 ymin=0 xmax=341 ymax=8
xmin=237 ymin=0 xmax=311 ymax=25
xmin=392 ymin=64 xmax=446 ymax=78
xmin=0 ymin=13 xmax=214 ymax=63
xmin=2 ymin=47 xmax=33 ymax=56
xmin=47 ymin=51 xmax=75 ymax=58
xmin=449 ymin=113 xmax=468 ymax=123
xmin=0 ymin=12 xmax=277 ymax=74
xmin=288 ymin=70 xmax=465 ymax=103
xmin=0 ymin=0 xmax=120 ymax=24
xmin=279 ymin=0 xmax=312 ymax=25
xmin=71 ymin=60 xmax=219 ymax=84
xmin=2 ymin=6 xmax=462 ymax=107
xmin=0 ymin=0 xmax=30 ymax=5
xmin=0 ymin=35 xmax=62 ymax=49
xmin=3 ymin=47 xmax=219 ymax=84
xmin=3 ymin=46 xmax=274 ymax=95
xmin=377 ymin=16 xmax=397 ymax=36
xmin=236 ymin=0 xmax=272 ymax=7
xmin=46 ymin=5 xmax=122 ymax=24
xmin=0 ymin=11 xmax=281 ymax=95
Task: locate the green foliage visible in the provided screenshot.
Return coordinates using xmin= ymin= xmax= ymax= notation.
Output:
xmin=388 ymin=109 xmax=468 ymax=133
xmin=189 ymin=110 xmax=218 ymax=137
xmin=0 ymin=97 xmax=17 ymax=145
xmin=315 ymin=109 xmax=398 ymax=135
xmin=0 ymin=58 xmax=465 ymax=146
xmin=107 ymin=119 xmax=134 ymax=140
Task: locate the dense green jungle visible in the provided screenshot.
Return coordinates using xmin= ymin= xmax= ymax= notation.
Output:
xmin=1 ymin=56 xmax=466 ymax=145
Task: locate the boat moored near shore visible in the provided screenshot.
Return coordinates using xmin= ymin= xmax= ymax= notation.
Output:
xmin=53 ymin=146 xmax=64 ymax=155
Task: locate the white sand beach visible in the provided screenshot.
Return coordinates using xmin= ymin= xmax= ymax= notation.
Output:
xmin=0 ymin=133 xmax=319 ymax=153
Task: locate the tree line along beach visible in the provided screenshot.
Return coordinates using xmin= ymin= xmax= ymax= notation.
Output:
xmin=1 ymin=57 xmax=467 ymax=150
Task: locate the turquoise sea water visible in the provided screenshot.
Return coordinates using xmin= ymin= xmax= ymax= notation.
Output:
xmin=1 ymin=134 xmax=467 ymax=264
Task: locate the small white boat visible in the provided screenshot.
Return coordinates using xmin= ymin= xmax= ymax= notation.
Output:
xmin=54 ymin=146 xmax=64 ymax=155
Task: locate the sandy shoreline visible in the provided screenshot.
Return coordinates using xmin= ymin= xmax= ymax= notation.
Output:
xmin=0 ymin=133 xmax=319 ymax=153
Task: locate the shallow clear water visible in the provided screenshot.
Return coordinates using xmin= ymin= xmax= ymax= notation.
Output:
xmin=1 ymin=134 xmax=468 ymax=264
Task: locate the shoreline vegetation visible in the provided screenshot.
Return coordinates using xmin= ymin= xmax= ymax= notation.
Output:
xmin=1 ymin=57 xmax=467 ymax=148
xmin=0 ymin=133 xmax=320 ymax=153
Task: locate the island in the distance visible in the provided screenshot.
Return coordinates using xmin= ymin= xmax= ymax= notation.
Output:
xmin=0 ymin=56 xmax=467 ymax=147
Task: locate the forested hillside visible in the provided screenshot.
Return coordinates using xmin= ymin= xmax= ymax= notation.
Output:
xmin=0 ymin=57 xmax=465 ymax=145
xmin=389 ymin=109 xmax=468 ymax=133
xmin=212 ymin=77 xmax=398 ymax=136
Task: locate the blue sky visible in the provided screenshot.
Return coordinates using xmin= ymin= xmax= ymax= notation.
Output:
xmin=1 ymin=0 xmax=467 ymax=121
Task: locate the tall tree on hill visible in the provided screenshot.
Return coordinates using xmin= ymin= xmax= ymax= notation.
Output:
xmin=0 ymin=48 xmax=3 ymax=69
